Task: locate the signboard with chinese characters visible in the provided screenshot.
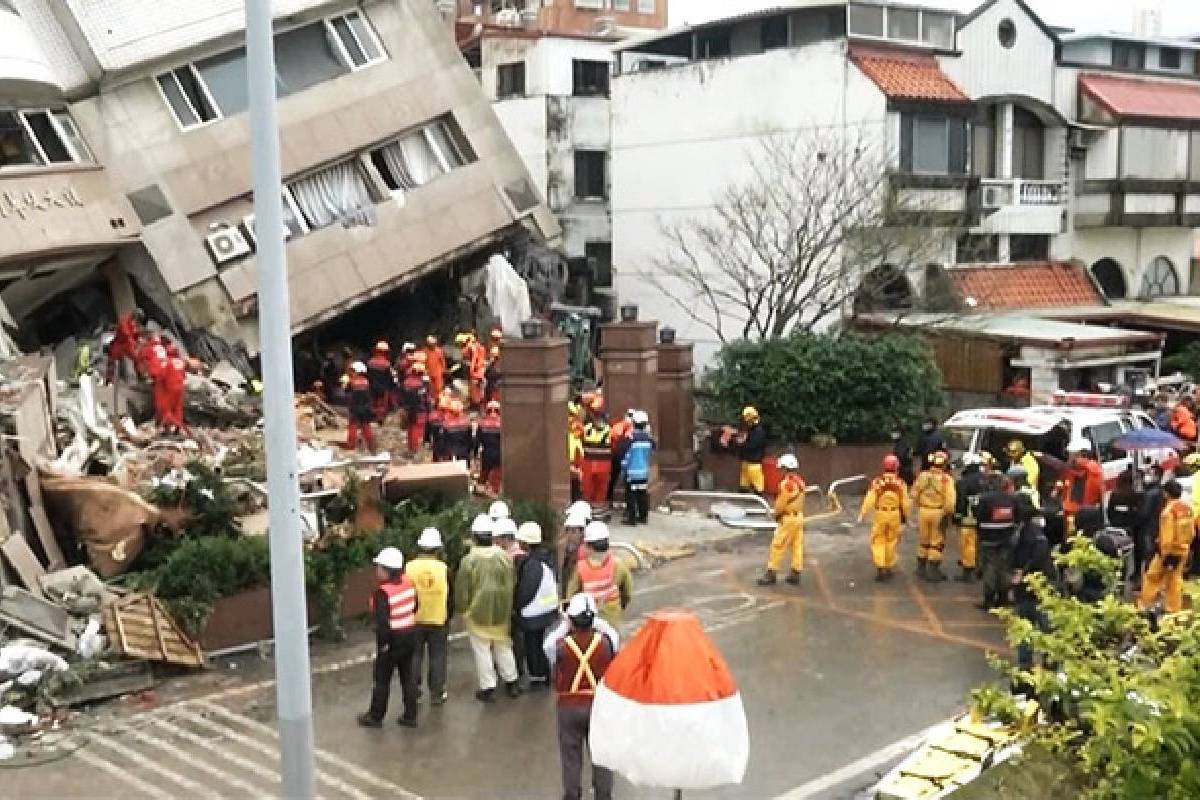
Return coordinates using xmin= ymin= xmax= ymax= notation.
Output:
xmin=0 ymin=185 xmax=85 ymax=220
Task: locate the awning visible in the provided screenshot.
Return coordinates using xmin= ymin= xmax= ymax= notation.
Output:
xmin=1079 ymin=72 xmax=1200 ymax=122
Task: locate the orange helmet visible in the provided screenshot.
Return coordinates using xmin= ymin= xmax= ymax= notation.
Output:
xmin=486 ymin=400 xmax=501 ymax=414
xmin=882 ymin=454 xmax=899 ymax=473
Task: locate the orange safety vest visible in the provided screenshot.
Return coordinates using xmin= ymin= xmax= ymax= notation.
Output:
xmin=576 ymin=554 xmax=618 ymax=605
xmin=371 ymin=577 xmax=417 ymax=632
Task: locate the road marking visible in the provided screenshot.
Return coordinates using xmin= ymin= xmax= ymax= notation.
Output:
xmin=192 ymin=700 xmax=423 ymax=800
xmin=811 ymin=560 xmax=835 ymax=606
xmin=772 ymin=722 xmax=944 ymax=799
xmin=908 ymin=579 xmax=945 ymax=635
xmin=75 ymin=747 xmax=176 ymax=800
xmin=143 ymin=714 xmax=280 ymax=790
xmin=88 ymin=732 xmax=221 ymax=799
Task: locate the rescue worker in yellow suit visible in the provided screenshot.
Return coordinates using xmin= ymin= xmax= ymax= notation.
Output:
xmin=858 ymin=454 xmax=910 ymax=582
xmin=757 ymin=453 xmax=805 ymax=586
xmin=911 ymin=451 xmax=955 ymax=582
xmin=1139 ymin=478 xmax=1196 ymax=614
xmin=1005 ymin=440 xmax=1040 ymax=506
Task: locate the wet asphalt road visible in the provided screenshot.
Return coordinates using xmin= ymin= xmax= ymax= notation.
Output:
xmin=6 ymin=517 xmax=1003 ymax=799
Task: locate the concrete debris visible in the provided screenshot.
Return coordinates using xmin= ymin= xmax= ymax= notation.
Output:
xmin=39 ymin=567 xmax=113 ymax=616
xmin=0 ymin=706 xmax=38 ymax=730
xmin=0 ymin=589 xmax=77 ymax=651
xmin=0 ymin=644 xmax=70 ymax=676
xmin=39 ymin=477 xmax=160 ymax=577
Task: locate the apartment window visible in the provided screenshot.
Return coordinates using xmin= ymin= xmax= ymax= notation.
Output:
xmin=1112 ymin=41 xmax=1145 ymax=70
xmin=637 ymin=0 xmax=655 ymax=13
xmin=901 ymin=113 xmax=968 ymax=174
xmin=157 ymin=66 xmax=219 ymax=128
xmin=921 ymin=12 xmax=954 ymax=49
xmin=0 ymin=109 xmax=94 ymax=168
xmin=696 ymin=29 xmax=732 ymax=59
xmin=245 ymin=188 xmax=310 ymax=244
xmin=613 ymin=0 xmax=630 ymax=10
xmin=586 ymin=241 xmax=613 ymax=287
xmin=574 ymin=0 xmax=603 ymax=9
xmin=275 ymin=21 xmax=353 ymax=94
xmin=1190 ymin=131 xmax=1200 ymax=180
xmin=572 ymin=60 xmax=610 ymax=96
xmin=1011 ymin=235 xmax=1050 ymax=262
xmin=1013 ymin=107 xmax=1044 ymax=180
xmin=887 ymin=8 xmax=919 ymax=41
xmin=497 ymin=62 xmax=526 ymax=98
xmin=371 ymin=116 xmax=476 ymax=194
xmin=972 ymin=106 xmax=996 ymax=178
xmin=288 ymin=160 xmax=374 ymax=231
xmin=848 ymin=3 xmax=884 ymax=37
xmin=574 ymin=150 xmax=607 ymax=200
xmin=1122 ymin=127 xmax=1186 ymax=180
xmin=956 ymin=234 xmax=998 ymax=263
xmin=761 ymin=16 xmax=789 ymax=50
xmin=196 ymin=48 xmax=250 ymax=118
xmin=325 ymin=11 xmax=385 ymax=69
xmin=1159 ymin=47 xmax=1182 ymax=70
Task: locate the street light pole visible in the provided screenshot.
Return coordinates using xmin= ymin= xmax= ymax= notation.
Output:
xmin=244 ymin=2 xmax=315 ymax=797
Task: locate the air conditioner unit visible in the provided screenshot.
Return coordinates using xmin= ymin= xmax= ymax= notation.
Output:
xmin=980 ymin=185 xmax=1006 ymax=209
xmin=205 ymin=225 xmax=251 ymax=265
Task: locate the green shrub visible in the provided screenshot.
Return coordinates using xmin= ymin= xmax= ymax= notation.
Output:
xmin=147 ymin=460 xmax=243 ymax=538
xmin=700 ymin=332 xmax=944 ymax=444
xmin=979 ymin=538 xmax=1200 ymax=799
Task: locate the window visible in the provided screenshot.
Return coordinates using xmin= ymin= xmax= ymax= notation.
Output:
xmin=696 ymin=28 xmax=731 ymax=59
xmin=972 ymin=106 xmax=996 ymax=178
xmin=1088 ymin=421 xmax=1124 ymax=463
xmin=1190 ymin=131 xmax=1200 ymax=180
xmin=637 ymin=0 xmax=655 ymax=13
xmin=612 ymin=0 xmax=629 ymax=10
xmin=195 ymin=48 xmax=250 ymax=118
xmin=572 ymin=60 xmax=609 ymax=96
xmin=901 ymin=113 xmax=967 ymax=174
xmin=1112 ymin=41 xmax=1145 ymax=70
xmin=1010 ymin=235 xmax=1049 ymax=262
xmin=1159 ymin=47 xmax=1181 ymax=70
xmin=325 ymin=11 xmax=385 ymax=69
xmin=1122 ymin=127 xmax=1186 ymax=180
xmin=157 ymin=66 xmax=218 ymax=128
xmin=1140 ymin=256 xmax=1180 ymax=299
xmin=370 ymin=116 xmax=476 ymax=194
xmin=848 ymin=3 xmax=884 ymax=37
xmin=586 ymin=241 xmax=612 ymax=287
xmin=887 ymin=8 xmax=919 ymax=41
xmin=574 ymin=150 xmax=606 ymax=200
xmin=997 ymin=18 xmax=1016 ymax=48
xmin=956 ymin=234 xmax=998 ymax=263
xmin=1013 ymin=107 xmax=1044 ymax=180
xmin=288 ymin=160 xmax=374 ymax=231
xmin=574 ymin=0 xmax=603 ymax=8
xmin=921 ymin=12 xmax=954 ymax=48
xmin=497 ymin=62 xmax=526 ymax=98
xmin=245 ymin=189 xmax=310 ymax=244
xmin=761 ymin=16 xmax=789 ymax=50
xmin=275 ymin=21 xmax=352 ymax=95
xmin=0 ymin=109 xmax=94 ymax=168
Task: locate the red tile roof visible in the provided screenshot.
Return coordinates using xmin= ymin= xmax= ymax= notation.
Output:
xmin=947 ymin=262 xmax=1105 ymax=311
xmin=1079 ymin=72 xmax=1200 ymax=122
xmin=849 ymin=44 xmax=970 ymax=104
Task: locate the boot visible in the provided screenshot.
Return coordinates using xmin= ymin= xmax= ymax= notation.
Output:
xmin=475 ymin=688 xmax=496 ymax=703
xmin=505 ymin=680 xmax=523 ymax=698
xmin=924 ymin=562 xmax=947 ymax=582
xmin=356 ymin=713 xmax=383 ymax=728
xmin=756 ymin=570 xmax=778 ymax=586
xmin=875 ymin=567 xmax=887 ymax=583
xmin=785 ymin=571 xmax=801 ymax=586
xmin=916 ymin=558 xmax=928 ymax=579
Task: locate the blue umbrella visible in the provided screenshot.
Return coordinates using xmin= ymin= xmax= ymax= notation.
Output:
xmin=1112 ymin=428 xmax=1187 ymax=452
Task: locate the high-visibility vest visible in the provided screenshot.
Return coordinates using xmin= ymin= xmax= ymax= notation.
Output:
xmin=576 ymin=554 xmax=618 ymax=605
xmin=406 ymin=558 xmax=448 ymax=626
xmin=372 ymin=577 xmax=417 ymax=632
xmin=554 ymin=631 xmax=613 ymax=702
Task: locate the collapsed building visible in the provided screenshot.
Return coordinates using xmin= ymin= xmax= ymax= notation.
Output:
xmin=0 ymin=0 xmax=559 ymax=356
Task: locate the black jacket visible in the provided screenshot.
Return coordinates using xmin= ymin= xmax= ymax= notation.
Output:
xmin=513 ymin=547 xmax=557 ymax=631
xmin=1135 ymin=483 xmax=1164 ymax=545
xmin=1011 ymin=520 xmax=1055 ymax=604
xmin=955 ymin=467 xmax=987 ymax=522
xmin=976 ymin=490 xmax=1018 ymax=545
xmin=1106 ymin=487 xmax=1139 ymax=533
xmin=915 ymin=428 xmax=946 ymax=467
xmin=738 ymin=423 xmax=768 ymax=463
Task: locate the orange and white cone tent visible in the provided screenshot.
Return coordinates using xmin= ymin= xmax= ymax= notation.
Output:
xmin=590 ymin=609 xmax=749 ymax=789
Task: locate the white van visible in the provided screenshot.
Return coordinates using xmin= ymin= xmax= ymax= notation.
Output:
xmin=943 ymin=393 xmax=1175 ymax=495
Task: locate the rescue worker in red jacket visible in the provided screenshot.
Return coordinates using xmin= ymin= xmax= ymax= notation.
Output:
xmin=138 ymin=333 xmax=167 ymax=381
xmin=106 ymin=309 xmax=145 ymax=382
xmin=474 ymin=400 xmax=503 ymax=495
xmin=484 ymin=345 xmax=502 ymax=404
xmin=1040 ymin=440 xmax=1104 ymax=536
xmin=581 ymin=404 xmax=612 ymax=505
xmin=159 ymin=343 xmax=190 ymax=435
xmin=439 ymin=398 xmax=473 ymax=462
xmin=399 ymin=362 xmax=431 ymax=454
xmin=366 ymin=341 xmax=395 ymax=422
xmin=345 ymin=362 xmax=377 ymax=453
xmin=605 ymin=411 xmax=633 ymax=508
xmin=357 ymin=547 xmax=419 ymax=728
xmin=394 ymin=342 xmax=416 ymax=381
xmin=545 ymin=593 xmax=618 ymax=800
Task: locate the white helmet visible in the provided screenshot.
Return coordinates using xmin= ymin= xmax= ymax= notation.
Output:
xmin=417 ymin=527 xmax=443 ymax=549
xmin=566 ymin=592 xmax=597 ymax=619
xmin=632 ymin=410 xmax=650 ymax=425
xmin=565 ymin=510 xmax=589 ymax=529
xmin=583 ymin=520 xmax=610 ymax=543
xmin=777 ymin=453 xmax=799 ymax=471
xmin=961 ymin=452 xmax=982 ymax=467
xmin=402 ymin=342 xmax=416 ymax=352
xmin=488 ymin=500 xmax=511 ymax=521
xmin=493 ymin=517 xmax=518 ymax=538
xmin=1068 ymin=437 xmax=1092 ymax=454
xmin=373 ymin=547 xmax=404 ymax=570
xmin=515 ymin=521 xmax=543 ymax=544
xmin=565 ymin=500 xmax=592 ymax=522
xmin=351 ymin=361 xmax=367 ymax=374
xmin=471 ymin=513 xmax=495 ymax=535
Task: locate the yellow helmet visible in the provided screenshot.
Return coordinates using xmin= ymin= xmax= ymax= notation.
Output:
xmin=742 ymin=406 xmax=759 ymax=422
xmin=1005 ymin=440 xmax=1025 ymax=458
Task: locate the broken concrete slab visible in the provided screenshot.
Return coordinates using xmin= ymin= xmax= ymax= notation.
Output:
xmin=0 ymin=588 xmax=76 ymax=650
xmin=52 ymin=660 xmax=153 ymax=707
xmin=381 ymin=461 xmax=470 ymax=504
xmin=40 ymin=477 xmax=159 ymax=577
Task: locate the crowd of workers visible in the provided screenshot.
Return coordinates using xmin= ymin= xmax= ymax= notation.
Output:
xmin=360 ymin=499 xmax=630 ymax=800
xmin=102 ymin=309 xmax=195 ymax=434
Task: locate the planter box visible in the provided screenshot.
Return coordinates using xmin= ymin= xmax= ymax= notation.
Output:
xmin=339 ymin=565 xmax=377 ymax=619
xmin=700 ymin=443 xmax=891 ymax=494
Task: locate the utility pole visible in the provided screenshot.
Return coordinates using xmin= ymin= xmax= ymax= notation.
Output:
xmin=244 ymin=1 xmax=316 ymax=797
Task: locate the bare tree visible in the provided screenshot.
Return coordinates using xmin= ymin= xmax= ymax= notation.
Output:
xmin=642 ymin=131 xmax=957 ymax=343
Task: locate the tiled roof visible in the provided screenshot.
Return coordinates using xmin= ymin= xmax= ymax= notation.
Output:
xmin=947 ymin=262 xmax=1105 ymax=311
xmin=1079 ymin=72 xmax=1200 ymax=122
xmin=849 ymin=44 xmax=970 ymax=104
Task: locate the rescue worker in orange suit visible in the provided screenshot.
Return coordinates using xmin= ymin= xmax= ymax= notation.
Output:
xmin=357 ymin=547 xmax=419 ymax=728
xmin=954 ymin=453 xmax=988 ymax=582
xmin=1170 ymin=399 xmax=1198 ymax=445
xmin=1139 ymin=479 xmax=1196 ymax=614
xmin=735 ymin=406 xmax=768 ymax=495
xmin=569 ymin=420 xmax=586 ymax=503
xmin=545 ymin=593 xmax=618 ymax=800
xmin=605 ymin=411 xmax=632 ymax=507
xmin=484 ymin=345 xmax=502 ymax=404
xmin=464 ymin=332 xmax=488 ymax=408
xmin=138 ymin=333 xmax=167 ymax=382
xmin=158 ymin=343 xmax=190 ymax=435
xmin=757 ymin=453 xmax=806 ymax=586
xmin=474 ymin=400 xmax=503 ymax=495
xmin=399 ymin=362 xmax=431 ymax=454
xmin=1040 ymin=440 xmax=1104 ymax=537
xmin=859 ymin=454 xmax=910 ymax=582
xmin=439 ymin=398 xmax=473 ymax=462
xmin=345 ymin=362 xmax=377 ymax=454
xmin=911 ymin=451 xmax=956 ymax=582
xmin=422 ymin=335 xmax=446 ymax=398
xmin=580 ymin=404 xmax=612 ymax=505
xmin=366 ymin=341 xmax=395 ymax=423
xmin=105 ymin=309 xmax=145 ymax=383
xmin=565 ymin=522 xmax=633 ymax=628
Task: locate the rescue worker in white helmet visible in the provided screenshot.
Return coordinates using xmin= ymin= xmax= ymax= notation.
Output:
xmin=565 ymin=521 xmax=633 ymax=628
xmin=757 ymin=453 xmax=806 ymax=586
xmin=455 ymin=514 xmax=521 ymax=701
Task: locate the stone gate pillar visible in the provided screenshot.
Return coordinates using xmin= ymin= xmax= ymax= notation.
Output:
xmin=501 ymin=334 xmax=571 ymax=509
xmin=655 ymin=336 xmax=696 ymax=491
xmin=599 ymin=318 xmax=658 ymax=424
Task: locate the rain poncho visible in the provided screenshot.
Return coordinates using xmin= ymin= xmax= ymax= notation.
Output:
xmin=454 ymin=544 xmax=515 ymax=641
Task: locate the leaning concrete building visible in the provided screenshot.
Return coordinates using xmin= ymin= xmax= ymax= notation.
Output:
xmin=0 ymin=0 xmax=557 ymax=352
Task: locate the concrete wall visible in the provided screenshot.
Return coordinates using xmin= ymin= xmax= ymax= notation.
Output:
xmin=1068 ymin=227 xmax=1193 ymax=300
xmin=493 ymin=95 xmax=550 ymax=195
xmin=610 ymin=40 xmax=885 ymax=366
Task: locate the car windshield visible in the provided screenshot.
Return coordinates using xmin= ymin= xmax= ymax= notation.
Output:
xmin=943 ymin=428 xmax=974 ymax=464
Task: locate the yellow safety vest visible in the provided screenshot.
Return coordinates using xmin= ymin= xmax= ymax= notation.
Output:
xmin=407 ymin=557 xmax=449 ymax=626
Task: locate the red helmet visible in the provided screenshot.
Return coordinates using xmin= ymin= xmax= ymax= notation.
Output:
xmin=882 ymin=454 xmax=899 ymax=473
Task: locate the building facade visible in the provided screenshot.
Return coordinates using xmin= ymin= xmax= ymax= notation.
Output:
xmin=456 ymin=0 xmax=666 ymax=37
xmin=609 ymin=0 xmax=1200 ymax=374
xmin=0 ymin=0 xmax=556 ymax=352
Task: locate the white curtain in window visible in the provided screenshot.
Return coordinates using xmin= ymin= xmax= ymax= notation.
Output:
xmin=290 ymin=161 xmax=374 ymax=229
xmin=399 ymin=131 xmax=445 ymax=185
xmin=377 ymin=140 xmax=419 ymax=191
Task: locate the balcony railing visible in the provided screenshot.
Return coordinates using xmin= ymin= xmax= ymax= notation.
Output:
xmin=980 ymin=178 xmax=1063 ymax=209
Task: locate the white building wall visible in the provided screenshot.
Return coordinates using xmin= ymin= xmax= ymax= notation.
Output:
xmin=611 ymin=41 xmax=886 ymax=365
xmin=0 ymin=4 xmax=61 ymax=102
xmin=941 ymin=0 xmax=1056 ymax=107
xmin=493 ymin=95 xmax=550 ymax=198
xmin=1067 ymin=227 xmax=1193 ymax=299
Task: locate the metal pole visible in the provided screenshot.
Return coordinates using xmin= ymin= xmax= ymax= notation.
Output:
xmin=244 ymin=2 xmax=315 ymax=797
